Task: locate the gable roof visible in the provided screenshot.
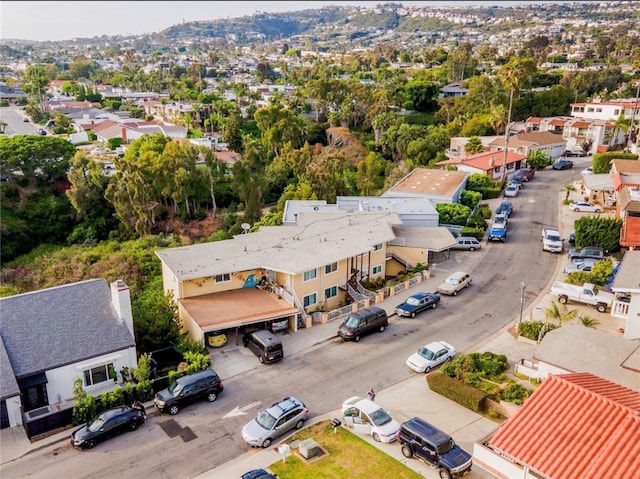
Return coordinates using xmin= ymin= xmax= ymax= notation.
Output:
xmin=489 ymin=130 xmax=566 ymax=149
xmin=489 ymin=372 xmax=640 ymax=479
xmin=437 ymin=150 xmax=526 ymax=170
xmin=0 ymin=279 xmax=135 ymax=378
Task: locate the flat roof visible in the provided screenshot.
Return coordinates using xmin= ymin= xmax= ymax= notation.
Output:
xmin=156 ymin=211 xmax=401 ymax=281
xmin=180 ymin=288 xmax=299 ymax=332
xmin=385 ymin=168 xmax=468 ymax=197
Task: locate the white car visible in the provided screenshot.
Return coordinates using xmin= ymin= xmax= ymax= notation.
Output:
xmin=406 ymin=341 xmax=456 ymax=373
xmin=569 ymin=201 xmax=602 ymax=213
xmin=563 ymin=259 xmax=597 ymax=274
xmin=504 ymin=184 xmax=519 ymax=197
xmin=341 ymin=396 xmax=400 ymax=443
xmin=580 ymin=167 xmax=593 ymax=176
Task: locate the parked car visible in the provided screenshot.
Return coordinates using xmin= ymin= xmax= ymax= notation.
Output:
xmin=395 ymin=292 xmax=441 ymax=318
xmin=341 ymin=396 xmax=401 ymax=443
xmin=565 ymin=150 xmax=588 ymax=157
xmin=437 ymin=272 xmax=472 ymax=296
xmin=504 ymin=184 xmax=519 ymax=197
xmin=397 ymin=417 xmax=473 ymax=478
xmin=243 ymin=330 xmax=284 ymax=364
xmin=406 ymin=341 xmax=456 ymax=373
xmin=580 ymin=167 xmax=593 ymax=176
xmin=569 ymin=201 xmax=602 ymax=213
xmin=71 ymin=406 xmax=146 ymax=449
xmin=516 ymin=167 xmax=535 ymax=181
xmin=568 ymin=246 xmax=605 ymax=261
xmin=452 ymin=236 xmax=481 ymax=251
xmin=241 ymin=470 xmax=276 ymax=479
xmin=337 ymin=306 xmax=388 ymax=342
xmin=509 ymin=176 xmax=524 ymax=188
xmin=492 ymin=213 xmax=508 ymax=227
xmin=568 ymin=232 xmax=576 ymax=245
xmin=552 ymin=159 xmax=574 ymax=170
xmin=268 ymin=317 xmax=289 ymax=333
xmin=154 ymin=369 xmax=224 ymax=415
xmin=563 ymin=259 xmax=598 ymax=275
xmin=241 ymin=396 xmax=309 ymax=448
xmin=495 ymin=201 xmax=513 ymax=217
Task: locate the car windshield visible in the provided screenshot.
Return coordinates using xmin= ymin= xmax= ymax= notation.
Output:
xmin=445 ymin=278 xmax=459 ymax=286
xmin=255 ymin=410 xmax=277 ymax=430
xmin=344 ymin=316 xmax=360 ymax=328
xmin=369 ymin=407 xmax=392 ymax=426
xmin=87 ymin=414 xmax=107 ymax=432
xmin=168 ymin=381 xmax=183 ymax=396
xmin=548 ymin=234 xmax=561 ymax=241
xmin=418 ymin=347 xmax=436 ymax=360
xmin=406 ymin=297 xmax=420 ymax=306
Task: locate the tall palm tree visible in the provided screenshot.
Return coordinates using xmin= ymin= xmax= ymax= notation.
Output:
xmin=563 ymin=183 xmax=577 ymax=201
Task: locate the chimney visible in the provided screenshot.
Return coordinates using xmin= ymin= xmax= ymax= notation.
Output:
xmin=110 ymin=279 xmax=135 ymax=341
xmin=121 ymin=128 xmax=127 ymax=144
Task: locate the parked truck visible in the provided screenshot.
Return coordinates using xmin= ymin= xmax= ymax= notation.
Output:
xmin=488 ymin=224 xmax=507 ymax=242
xmin=542 ymin=227 xmax=563 ymax=253
xmin=549 ymin=281 xmax=614 ymax=313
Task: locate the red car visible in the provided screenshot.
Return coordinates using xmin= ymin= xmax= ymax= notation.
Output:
xmin=514 ymin=168 xmax=535 ymax=181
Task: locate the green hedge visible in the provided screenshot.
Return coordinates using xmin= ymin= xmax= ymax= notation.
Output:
xmin=592 ymin=152 xmax=638 ymax=174
xmin=72 ymin=379 xmax=153 ymax=425
xmin=427 ymin=371 xmax=487 ymax=412
xmin=474 ymin=186 xmax=503 ymax=199
xmin=459 ymin=227 xmax=485 ymax=240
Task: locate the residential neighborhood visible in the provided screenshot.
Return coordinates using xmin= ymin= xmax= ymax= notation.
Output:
xmin=1 ymin=1 xmax=639 ymax=478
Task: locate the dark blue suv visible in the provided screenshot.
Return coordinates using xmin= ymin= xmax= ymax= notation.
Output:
xmin=397 ymin=417 xmax=472 ymax=478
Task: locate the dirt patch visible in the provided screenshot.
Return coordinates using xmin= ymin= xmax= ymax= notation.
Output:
xmin=157 ymin=215 xmax=222 ymax=244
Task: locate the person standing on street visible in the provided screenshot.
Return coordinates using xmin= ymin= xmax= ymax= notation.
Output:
xmin=368 ymin=387 xmax=376 ymax=401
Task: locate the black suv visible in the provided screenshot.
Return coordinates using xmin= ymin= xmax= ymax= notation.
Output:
xmin=397 ymin=417 xmax=472 ymax=479
xmin=154 ymin=369 xmax=223 ymax=415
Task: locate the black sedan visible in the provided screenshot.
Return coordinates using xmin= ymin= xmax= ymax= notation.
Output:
xmin=552 ymin=159 xmax=574 ymax=170
xmin=71 ymin=405 xmax=146 ymax=449
xmin=394 ymin=292 xmax=441 ymax=318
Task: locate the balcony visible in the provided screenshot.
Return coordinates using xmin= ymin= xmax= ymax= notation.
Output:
xmin=612 ymin=295 xmax=630 ymax=320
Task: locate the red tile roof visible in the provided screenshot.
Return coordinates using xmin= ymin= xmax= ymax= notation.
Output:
xmin=572 ymin=121 xmax=590 ymax=128
xmin=489 ymin=373 xmax=640 ymax=479
xmin=549 ymin=118 xmax=567 ymax=126
xmin=437 ymin=151 xmax=525 ymax=170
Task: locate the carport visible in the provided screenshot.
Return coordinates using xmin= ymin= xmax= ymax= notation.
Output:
xmin=179 ymin=288 xmax=300 ymax=346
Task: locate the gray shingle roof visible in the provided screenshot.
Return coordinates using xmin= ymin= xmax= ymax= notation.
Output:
xmin=0 ymin=340 xmax=19 ymax=399
xmin=0 ymin=279 xmax=135 ymax=378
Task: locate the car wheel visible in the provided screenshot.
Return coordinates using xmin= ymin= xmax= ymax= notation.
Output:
xmin=262 ymin=438 xmax=272 ymax=448
xmin=354 ymin=335 xmax=360 ymax=342
xmin=597 ymin=303 xmax=607 ymax=313
xmin=595 ymin=209 xmax=602 ymax=213
xmin=469 ymin=246 xmax=475 ymax=251
xmin=86 ymin=439 xmax=97 ymax=449
xmin=129 ymin=421 xmax=140 ymax=431
xmin=439 ymin=469 xmax=453 ymax=479
xmin=424 ymin=365 xmax=431 ymax=373
xmin=259 ymin=356 xmax=264 ymax=364
xmin=295 ymin=419 xmax=305 ymax=430
xmin=207 ymin=392 xmax=218 ymax=402
xmin=432 ymin=303 xmax=437 ymax=309
xmin=401 ymin=444 xmax=414 ymax=458
xmin=559 ymin=296 xmax=568 ymax=304
xmin=372 ymin=432 xmax=381 ymax=442
xmin=169 ymin=405 xmax=179 ymax=415
xmin=453 ymin=290 xmax=458 ymax=296
xmin=379 ymin=325 xmax=385 ymax=332
xmin=447 ymin=355 xmax=452 ymax=362
xmin=411 ymin=312 xmax=416 ymax=318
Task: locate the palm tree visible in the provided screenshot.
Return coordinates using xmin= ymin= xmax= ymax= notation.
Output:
xmin=543 ymin=301 xmax=578 ymax=327
xmin=579 ymin=315 xmax=599 ymax=329
xmin=563 ymin=183 xmax=577 ymax=201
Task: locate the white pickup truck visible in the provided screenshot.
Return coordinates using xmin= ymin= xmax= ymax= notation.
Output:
xmin=542 ymin=228 xmax=563 ymax=253
xmin=549 ymin=281 xmax=614 ymax=313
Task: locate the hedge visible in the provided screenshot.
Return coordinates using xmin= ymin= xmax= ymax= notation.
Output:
xmin=426 ymin=371 xmax=487 ymax=412
xmin=592 ymin=152 xmax=638 ymax=174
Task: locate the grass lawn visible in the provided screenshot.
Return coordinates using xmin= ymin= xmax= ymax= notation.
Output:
xmin=269 ymin=420 xmax=423 ymax=479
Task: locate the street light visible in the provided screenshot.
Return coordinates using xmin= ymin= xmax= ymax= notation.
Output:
xmin=519 ymin=282 xmax=526 ymax=323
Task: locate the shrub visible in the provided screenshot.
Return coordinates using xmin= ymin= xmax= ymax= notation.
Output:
xmin=517 ymin=320 xmax=557 ymax=341
xmin=427 ymin=372 xmax=487 ymax=412
xmin=459 ymin=227 xmax=485 ymax=240
xmin=467 ymin=213 xmax=488 ymax=230
xmin=501 ymin=383 xmax=531 ymax=405
xmin=477 ymin=203 xmax=492 ymax=219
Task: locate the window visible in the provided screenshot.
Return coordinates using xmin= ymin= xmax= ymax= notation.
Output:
xmin=324 ymin=286 xmax=337 ymax=299
xmin=372 ymin=265 xmax=382 ymax=275
xmin=215 ymin=273 xmax=230 ymax=283
xmin=373 ymin=243 xmax=382 ymax=251
xmin=325 ymin=262 xmax=338 ymax=274
xmin=83 ymin=363 xmax=115 ymax=387
xmin=303 ymin=293 xmax=317 ymax=308
xmin=303 ymin=269 xmax=317 ymax=282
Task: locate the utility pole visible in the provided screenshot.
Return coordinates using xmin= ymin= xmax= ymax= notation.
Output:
xmin=501 ymin=86 xmax=515 ymax=184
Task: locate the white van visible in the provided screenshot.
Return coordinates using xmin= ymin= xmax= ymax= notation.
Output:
xmin=452 ymin=237 xmax=481 ymax=251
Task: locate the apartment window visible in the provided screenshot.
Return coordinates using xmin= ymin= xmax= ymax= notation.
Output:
xmin=215 ymin=273 xmax=231 ymax=283
xmin=303 ymin=293 xmax=317 ymax=308
xmin=587 ymin=107 xmax=594 ymax=113
xmin=325 ymin=262 xmax=338 ymax=274
xmin=373 ymin=244 xmax=382 ymax=251
xmin=303 ymin=269 xmax=317 ymax=282
xmin=614 ymin=109 xmax=620 ymax=115
xmin=83 ymin=363 xmax=114 ymax=387
xmin=324 ymin=285 xmax=337 ymax=299
xmin=596 ymin=108 xmax=602 ymax=113
xmin=372 ymin=265 xmax=382 ymax=275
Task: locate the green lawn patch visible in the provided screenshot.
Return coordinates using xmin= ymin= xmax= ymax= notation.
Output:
xmin=269 ymin=420 xmax=422 ymax=479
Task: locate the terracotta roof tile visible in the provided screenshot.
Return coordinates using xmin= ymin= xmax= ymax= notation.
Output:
xmin=489 ymin=373 xmax=640 ymax=479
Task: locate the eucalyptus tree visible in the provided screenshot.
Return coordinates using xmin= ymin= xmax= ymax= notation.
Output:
xmin=22 ymin=65 xmax=49 ymax=118
xmin=232 ymin=137 xmax=267 ymax=225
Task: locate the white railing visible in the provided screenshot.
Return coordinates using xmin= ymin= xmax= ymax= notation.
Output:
xmin=612 ymin=300 xmax=629 ymax=319
xmin=347 ymin=283 xmax=367 ymax=302
xmin=355 ymin=281 xmax=376 ymax=299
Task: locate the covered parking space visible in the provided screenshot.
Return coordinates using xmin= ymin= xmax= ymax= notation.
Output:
xmin=179 ymin=288 xmax=300 ymax=346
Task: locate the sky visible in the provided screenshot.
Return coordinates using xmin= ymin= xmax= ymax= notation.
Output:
xmin=0 ymin=1 xmax=557 ymax=42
